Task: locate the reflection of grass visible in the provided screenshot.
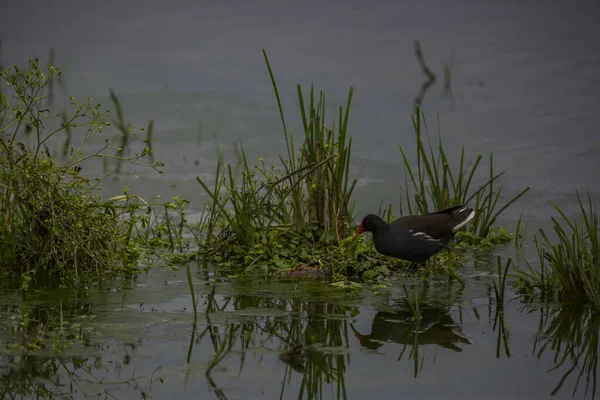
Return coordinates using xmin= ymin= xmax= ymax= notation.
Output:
xmin=532 ymin=305 xmax=598 ymax=398
xmin=194 ymin=293 xmax=351 ymax=400
xmin=493 ymin=257 xmax=512 ymax=358
xmin=0 ymin=292 xmax=163 ymax=399
xmin=493 ymin=256 xmax=512 ymax=309
xmin=0 ymin=352 xmax=163 ymax=400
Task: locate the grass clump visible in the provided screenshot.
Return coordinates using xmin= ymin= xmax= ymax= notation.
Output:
xmin=194 ymin=51 xmax=523 ymax=278
xmin=516 ymin=191 xmax=600 ymax=310
xmin=0 ymin=59 xmax=162 ymax=288
xmin=195 ymin=50 xmax=359 ymax=274
xmin=398 ymin=108 xmax=530 ymax=240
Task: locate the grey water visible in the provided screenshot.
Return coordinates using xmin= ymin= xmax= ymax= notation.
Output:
xmin=1 ymin=0 xmax=600 ymax=398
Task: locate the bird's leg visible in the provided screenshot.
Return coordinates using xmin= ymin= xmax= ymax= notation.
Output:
xmin=447 ymin=248 xmax=453 ymax=271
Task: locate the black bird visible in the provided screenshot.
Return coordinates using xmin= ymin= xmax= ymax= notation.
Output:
xmin=355 ymin=205 xmax=475 ymax=267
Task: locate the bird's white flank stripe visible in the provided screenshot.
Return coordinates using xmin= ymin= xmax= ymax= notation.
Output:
xmin=413 ymin=231 xmax=441 ymax=242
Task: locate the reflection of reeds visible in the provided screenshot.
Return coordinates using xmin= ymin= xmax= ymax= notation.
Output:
xmin=0 ymin=292 xmax=162 ymax=398
xmin=533 ymin=305 xmax=598 ymax=398
xmin=145 ymin=120 xmax=154 ymax=164
xmin=412 ymin=40 xmax=436 ymax=113
xmin=493 ymin=256 xmax=512 ymax=358
xmin=48 ymin=48 xmax=55 ymax=107
xmin=109 ymin=88 xmax=131 ymax=174
xmin=494 ymin=256 xmax=512 ymax=308
xmin=61 ymin=111 xmax=71 ymax=156
xmin=194 ymin=293 xmax=351 ymax=400
xmin=493 ymin=308 xmax=511 ymax=359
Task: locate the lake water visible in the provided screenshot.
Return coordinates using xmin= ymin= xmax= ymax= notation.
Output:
xmin=1 ymin=0 xmax=600 ymax=399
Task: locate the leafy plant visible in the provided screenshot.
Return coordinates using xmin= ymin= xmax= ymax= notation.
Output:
xmin=0 ymin=59 xmax=165 ymax=288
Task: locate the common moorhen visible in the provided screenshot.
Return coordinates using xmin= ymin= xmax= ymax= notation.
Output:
xmin=355 ymin=205 xmax=475 ymax=266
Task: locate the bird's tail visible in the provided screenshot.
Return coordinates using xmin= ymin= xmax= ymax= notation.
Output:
xmin=451 ymin=206 xmax=475 ymax=233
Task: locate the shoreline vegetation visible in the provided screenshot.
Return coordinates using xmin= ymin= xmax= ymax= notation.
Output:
xmin=0 ymin=49 xmax=598 ymax=311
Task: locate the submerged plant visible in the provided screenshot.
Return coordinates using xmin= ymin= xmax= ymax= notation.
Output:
xmin=516 ymin=191 xmax=600 ymax=309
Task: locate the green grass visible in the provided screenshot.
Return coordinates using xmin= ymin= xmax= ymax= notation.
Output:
xmin=398 ymin=107 xmax=530 ymax=239
xmin=191 ymin=51 xmax=526 ymax=279
xmin=195 ymin=50 xmax=358 ymax=271
xmin=0 ymin=51 xmax=531 ymax=288
xmin=516 ymin=191 xmax=600 ymax=310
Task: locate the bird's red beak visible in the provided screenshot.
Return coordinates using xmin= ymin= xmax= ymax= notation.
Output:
xmin=355 ymin=222 xmax=364 ymax=235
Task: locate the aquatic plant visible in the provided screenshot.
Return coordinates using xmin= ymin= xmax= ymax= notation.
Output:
xmin=516 ymin=191 xmax=600 ymax=310
xmin=398 ymin=107 xmax=530 ymax=239
xmin=193 ymin=50 xmax=518 ymax=278
xmin=195 ymin=50 xmax=357 ymax=269
xmin=0 ymin=59 xmax=166 ymax=288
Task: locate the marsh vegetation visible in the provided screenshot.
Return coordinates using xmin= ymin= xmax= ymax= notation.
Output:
xmin=0 ymin=45 xmax=598 ymax=400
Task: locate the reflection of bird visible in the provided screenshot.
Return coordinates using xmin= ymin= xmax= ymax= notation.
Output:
xmin=351 ymin=307 xmax=472 ymax=352
xmin=355 ymin=205 xmax=474 ymax=267
xmin=279 ymin=344 xmax=306 ymax=373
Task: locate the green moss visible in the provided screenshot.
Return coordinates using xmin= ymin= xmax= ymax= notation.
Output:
xmin=455 ymin=227 xmax=513 ymax=247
